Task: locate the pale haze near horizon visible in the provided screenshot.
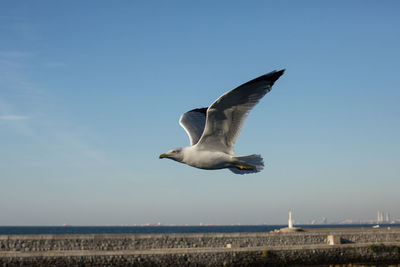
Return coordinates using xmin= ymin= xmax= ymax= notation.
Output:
xmin=0 ymin=1 xmax=399 ymax=226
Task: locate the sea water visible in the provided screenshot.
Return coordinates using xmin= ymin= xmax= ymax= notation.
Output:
xmin=1 ymin=224 xmax=398 ymax=235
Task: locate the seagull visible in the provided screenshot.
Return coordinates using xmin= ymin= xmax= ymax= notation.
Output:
xmin=159 ymin=70 xmax=285 ymax=174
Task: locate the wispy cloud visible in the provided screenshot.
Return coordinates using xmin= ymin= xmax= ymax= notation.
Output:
xmin=0 ymin=115 xmax=30 ymax=120
xmin=0 ymin=51 xmax=33 ymax=58
xmin=44 ymin=62 xmax=67 ymax=68
xmin=0 ymin=50 xmax=45 ymax=97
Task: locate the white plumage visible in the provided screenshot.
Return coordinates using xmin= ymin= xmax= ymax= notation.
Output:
xmin=159 ymin=70 xmax=285 ymax=175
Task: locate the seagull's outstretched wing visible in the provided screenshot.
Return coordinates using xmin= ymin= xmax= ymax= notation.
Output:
xmin=197 ymin=70 xmax=285 ymax=154
xmin=179 ymin=108 xmax=207 ymax=145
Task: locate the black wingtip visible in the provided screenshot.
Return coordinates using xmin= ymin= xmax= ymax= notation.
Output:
xmin=188 ymin=107 xmax=208 ymax=115
xmin=268 ymin=69 xmax=285 ymax=83
xmin=240 ymin=69 xmax=285 ymax=88
xmin=277 ymin=69 xmax=285 ymax=75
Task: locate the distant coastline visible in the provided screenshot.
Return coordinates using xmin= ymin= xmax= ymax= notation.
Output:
xmin=1 ymin=224 xmax=399 ymax=235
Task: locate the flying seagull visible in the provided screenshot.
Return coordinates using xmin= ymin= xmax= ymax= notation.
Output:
xmin=159 ymin=70 xmax=285 ymax=174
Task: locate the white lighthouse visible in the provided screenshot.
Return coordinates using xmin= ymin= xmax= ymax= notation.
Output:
xmin=288 ymin=209 xmax=294 ymax=229
xmin=278 ymin=208 xmax=302 ymax=233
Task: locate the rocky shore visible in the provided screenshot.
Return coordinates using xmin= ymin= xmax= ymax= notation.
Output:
xmin=1 ymin=227 xmax=400 ymax=266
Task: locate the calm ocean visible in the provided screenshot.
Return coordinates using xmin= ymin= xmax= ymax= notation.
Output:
xmin=0 ymin=224 xmax=397 ymax=235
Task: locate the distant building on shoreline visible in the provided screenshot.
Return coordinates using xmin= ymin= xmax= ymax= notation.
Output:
xmin=377 ymin=210 xmax=391 ymax=224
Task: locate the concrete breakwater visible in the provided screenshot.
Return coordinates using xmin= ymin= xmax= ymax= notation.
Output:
xmin=1 ymin=227 xmax=400 ymax=266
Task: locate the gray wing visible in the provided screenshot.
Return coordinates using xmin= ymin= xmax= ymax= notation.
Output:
xmin=179 ymin=108 xmax=208 ymax=146
xmin=197 ymin=70 xmax=285 ymax=154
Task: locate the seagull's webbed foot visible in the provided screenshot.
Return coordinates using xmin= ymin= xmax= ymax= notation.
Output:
xmin=234 ymin=164 xmax=254 ymax=171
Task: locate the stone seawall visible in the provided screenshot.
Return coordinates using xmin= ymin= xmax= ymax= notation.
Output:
xmin=1 ymin=227 xmax=400 ymax=266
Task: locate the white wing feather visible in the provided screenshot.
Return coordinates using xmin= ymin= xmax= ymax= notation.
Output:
xmin=179 ymin=108 xmax=207 ymax=146
xmin=197 ymin=70 xmax=285 ymax=154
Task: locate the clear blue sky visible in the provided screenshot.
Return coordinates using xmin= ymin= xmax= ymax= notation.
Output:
xmin=1 ymin=1 xmax=399 ymax=226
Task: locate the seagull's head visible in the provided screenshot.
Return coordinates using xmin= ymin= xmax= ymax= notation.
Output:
xmin=159 ymin=148 xmax=184 ymax=162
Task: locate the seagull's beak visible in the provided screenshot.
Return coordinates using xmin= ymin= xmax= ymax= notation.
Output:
xmin=159 ymin=153 xmax=169 ymax=159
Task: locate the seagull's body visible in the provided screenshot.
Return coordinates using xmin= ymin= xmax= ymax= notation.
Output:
xmin=178 ymin=147 xmax=232 ymax=170
xmin=159 ymin=70 xmax=285 ymax=174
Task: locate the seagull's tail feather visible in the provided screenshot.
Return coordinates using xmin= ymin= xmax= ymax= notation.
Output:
xmin=229 ymin=154 xmax=264 ymax=175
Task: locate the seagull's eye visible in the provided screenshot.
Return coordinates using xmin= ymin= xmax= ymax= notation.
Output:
xmin=172 ymin=150 xmax=177 ymax=153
